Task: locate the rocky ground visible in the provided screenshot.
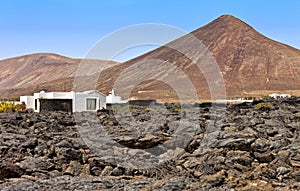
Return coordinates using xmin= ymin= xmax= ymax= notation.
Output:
xmin=0 ymin=98 xmax=300 ymax=190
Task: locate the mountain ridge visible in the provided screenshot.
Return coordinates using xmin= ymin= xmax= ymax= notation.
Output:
xmin=1 ymin=15 xmax=300 ymax=100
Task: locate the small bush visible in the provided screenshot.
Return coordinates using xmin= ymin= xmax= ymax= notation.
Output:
xmin=16 ymin=102 xmax=26 ymax=111
xmin=0 ymin=101 xmax=17 ymax=112
xmin=255 ymin=102 xmax=274 ymax=110
xmin=262 ymin=96 xmax=274 ymax=100
xmin=244 ymin=96 xmax=256 ymax=100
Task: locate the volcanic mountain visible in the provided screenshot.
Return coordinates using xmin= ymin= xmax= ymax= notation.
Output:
xmin=1 ymin=15 xmax=300 ymax=101
xmin=96 ymin=14 xmax=300 ymax=101
xmin=0 ymin=53 xmax=117 ymax=99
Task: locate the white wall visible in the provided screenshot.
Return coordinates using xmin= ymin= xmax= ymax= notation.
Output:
xmin=20 ymin=96 xmax=35 ymax=110
xmin=24 ymin=90 xmax=106 ymax=112
xmin=33 ymin=91 xmax=75 ymax=112
xmin=34 ymin=91 xmax=74 ymax=99
xmin=269 ymin=93 xmax=291 ymax=99
xmin=106 ymin=89 xmax=127 ymax=104
xmin=74 ymin=91 xmax=106 ymax=112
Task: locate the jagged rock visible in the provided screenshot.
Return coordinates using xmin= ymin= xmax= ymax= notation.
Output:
xmin=88 ymin=157 xmax=108 ymax=169
xmin=101 ymin=166 xmax=113 ymax=176
xmin=64 ymin=161 xmax=81 ymax=176
xmin=290 ymin=159 xmax=300 ymax=167
xmin=56 ymin=139 xmax=72 ymax=148
xmin=80 ymin=164 xmax=91 ymax=176
xmin=107 ymin=120 xmax=118 ymax=126
xmin=19 ymin=138 xmax=38 ymax=149
xmin=251 ymin=138 xmax=271 ymax=153
xmin=111 ymin=167 xmax=124 ymax=176
xmin=0 ymin=99 xmax=300 ymax=190
xmin=276 ymin=166 xmax=290 ymax=176
xmin=48 ymin=170 xmax=62 ymax=178
xmin=134 ymin=114 xmax=151 ymax=122
xmin=90 ymin=167 xmax=102 ymax=176
xmin=16 ymin=157 xmax=55 ymax=172
xmin=58 ymin=118 xmax=76 ymax=126
xmin=202 ymin=170 xmax=226 ymax=187
xmin=226 ymin=150 xmax=252 ymax=167
xmin=0 ymin=163 xmax=24 ymax=179
xmin=291 ymin=169 xmax=300 ymax=181
xmin=254 ymin=152 xmax=275 ymax=163
xmin=55 ymin=147 xmax=82 ymax=161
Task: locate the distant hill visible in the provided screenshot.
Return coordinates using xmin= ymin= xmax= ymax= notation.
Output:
xmin=0 ymin=53 xmax=117 ymax=99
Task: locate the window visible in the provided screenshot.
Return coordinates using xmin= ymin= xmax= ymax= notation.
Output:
xmin=86 ymin=98 xmax=97 ymax=110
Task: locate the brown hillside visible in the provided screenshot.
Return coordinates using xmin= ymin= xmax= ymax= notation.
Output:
xmin=0 ymin=53 xmax=117 ymax=99
xmin=96 ymin=15 xmax=300 ymax=101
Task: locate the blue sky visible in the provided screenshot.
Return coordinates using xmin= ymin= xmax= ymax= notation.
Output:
xmin=0 ymin=0 xmax=299 ymax=62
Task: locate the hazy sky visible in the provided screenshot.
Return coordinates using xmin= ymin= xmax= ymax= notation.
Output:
xmin=0 ymin=0 xmax=299 ymax=62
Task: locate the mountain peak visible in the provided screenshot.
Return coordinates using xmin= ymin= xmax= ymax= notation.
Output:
xmin=217 ymin=14 xmax=240 ymax=21
xmin=191 ymin=14 xmax=254 ymax=39
xmin=212 ymin=14 xmax=251 ymax=28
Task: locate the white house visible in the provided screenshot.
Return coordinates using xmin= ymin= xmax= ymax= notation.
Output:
xmin=20 ymin=90 xmax=106 ymax=112
xmin=216 ymin=98 xmax=253 ymax=103
xmin=106 ymin=89 xmax=127 ymax=104
xmin=269 ymin=93 xmax=291 ymax=99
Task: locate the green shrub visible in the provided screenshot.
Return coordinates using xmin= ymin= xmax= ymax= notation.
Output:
xmin=0 ymin=101 xmax=17 ymax=112
xmin=262 ymin=96 xmax=274 ymax=100
xmin=254 ymin=102 xmax=274 ymax=110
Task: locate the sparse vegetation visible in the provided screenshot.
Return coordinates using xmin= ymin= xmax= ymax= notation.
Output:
xmin=0 ymin=101 xmax=26 ymax=112
xmin=254 ymin=102 xmax=274 ymax=110
xmin=16 ymin=102 xmax=26 ymax=111
xmin=244 ymin=96 xmax=256 ymax=100
xmin=262 ymin=96 xmax=274 ymax=100
xmin=0 ymin=101 xmax=16 ymax=112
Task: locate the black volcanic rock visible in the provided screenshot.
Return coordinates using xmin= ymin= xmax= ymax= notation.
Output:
xmin=0 ymin=99 xmax=300 ymax=190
